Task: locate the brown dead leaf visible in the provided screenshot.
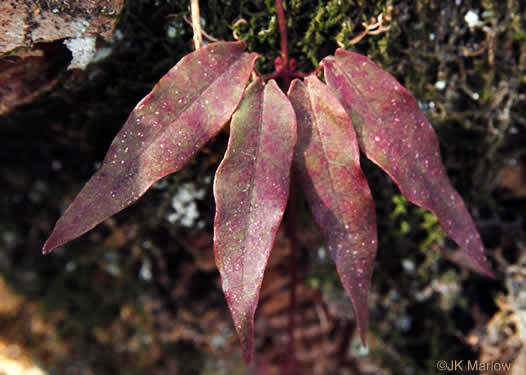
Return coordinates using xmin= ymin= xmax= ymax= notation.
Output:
xmin=0 ymin=0 xmax=124 ymax=54
xmin=0 ymin=42 xmax=71 ymax=115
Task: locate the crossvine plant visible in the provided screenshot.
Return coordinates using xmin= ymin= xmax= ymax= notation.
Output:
xmin=43 ymin=0 xmax=494 ymax=365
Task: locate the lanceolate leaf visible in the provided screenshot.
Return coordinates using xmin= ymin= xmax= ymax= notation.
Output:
xmin=288 ymin=76 xmax=377 ymax=345
xmin=213 ymin=79 xmax=297 ymax=364
xmin=43 ymin=41 xmax=258 ymax=253
xmin=323 ymin=50 xmax=493 ymax=277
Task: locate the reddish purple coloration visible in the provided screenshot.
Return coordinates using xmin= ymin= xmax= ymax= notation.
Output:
xmin=41 ymin=21 xmax=495 ymax=365
xmin=43 ymin=41 xmax=258 ymax=254
xmin=323 ymin=49 xmax=493 ymax=277
xmin=213 ymin=79 xmax=297 ymax=364
xmin=288 ymin=76 xmax=377 ymax=345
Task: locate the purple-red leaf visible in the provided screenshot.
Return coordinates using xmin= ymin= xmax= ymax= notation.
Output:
xmin=288 ymin=76 xmax=377 ymax=345
xmin=323 ymin=49 xmax=493 ymax=277
xmin=213 ymin=79 xmax=297 ymax=364
xmin=43 ymin=41 xmax=257 ymax=254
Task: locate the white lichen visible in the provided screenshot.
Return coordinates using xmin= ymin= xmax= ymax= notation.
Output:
xmin=434 ymin=80 xmax=447 ymax=90
xmin=464 ymin=10 xmax=482 ymax=28
xmin=166 ymin=183 xmax=206 ymax=227
xmin=64 ymin=37 xmax=97 ymax=70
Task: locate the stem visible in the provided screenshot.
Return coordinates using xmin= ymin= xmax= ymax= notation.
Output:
xmin=191 ymin=0 xmax=203 ymax=50
xmin=276 ymin=0 xmax=289 ymax=69
xmin=275 ymin=0 xmax=292 ymax=89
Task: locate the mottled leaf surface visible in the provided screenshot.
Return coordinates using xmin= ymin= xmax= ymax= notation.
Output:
xmin=323 ymin=50 xmax=493 ymax=277
xmin=213 ymin=79 xmax=297 ymax=363
xmin=288 ymin=76 xmax=377 ymax=344
xmin=43 ymin=41 xmax=258 ymax=253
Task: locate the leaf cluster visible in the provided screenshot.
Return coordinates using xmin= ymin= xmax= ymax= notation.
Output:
xmin=43 ymin=40 xmax=493 ymax=364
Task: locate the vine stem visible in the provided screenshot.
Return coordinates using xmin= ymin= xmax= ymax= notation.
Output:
xmin=275 ymin=0 xmax=292 ymax=89
xmin=275 ymin=0 xmax=289 ymax=70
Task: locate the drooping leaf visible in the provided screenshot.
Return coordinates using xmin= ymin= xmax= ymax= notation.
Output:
xmin=43 ymin=41 xmax=258 ymax=253
xmin=213 ymin=79 xmax=297 ymax=364
xmin=288 ymin=76 xmax=377 ymax=345
xmin=323 ymin=50 xmax=493 ymax=277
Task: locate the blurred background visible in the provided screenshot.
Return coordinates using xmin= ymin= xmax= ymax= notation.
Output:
xmin=1 ymin=0 xmax=525 ymax=374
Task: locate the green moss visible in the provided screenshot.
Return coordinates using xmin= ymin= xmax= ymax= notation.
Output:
xmin=391 ymin=194 xmax=408 ymax=219
xmin=417 ymin=209 xmax=446 ymax=252
xmin=300 ymin=0 xmax=353 ymax=65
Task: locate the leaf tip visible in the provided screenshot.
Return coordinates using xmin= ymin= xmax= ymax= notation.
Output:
xmin=354 ymin=295 xmax=370 ymax=347
xmin=459 ymin=231 xmax=495 ymax=279
xmin=231 ymin=312 xmax=256 ymax=364
xmin=42 ymin=219 xmax=77 ymax=254
xmin=241 ymin=342 xmax=254 ymax=365
xmin=358 ymin=329 xmax=368 ymax=349
xmin=224 ymin=290 xmax=258 ymax=365
xmin=41 ymin=233 xmax=61 ymax=255
xmin=485 ymin=268 xmax=496 ymax=279
xmin=476 ymin=258 xmax=495 ymax=279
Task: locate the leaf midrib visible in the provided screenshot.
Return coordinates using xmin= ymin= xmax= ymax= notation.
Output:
xmin=330 ymin=58 xmax=437 ymax=213
xmin=306 ymin=83 xmax=351 ymax=238
xmin=239 ymin=82 xmax=265 ymax=298
xmin=136 ymin=53 xmax=251 ymax=169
